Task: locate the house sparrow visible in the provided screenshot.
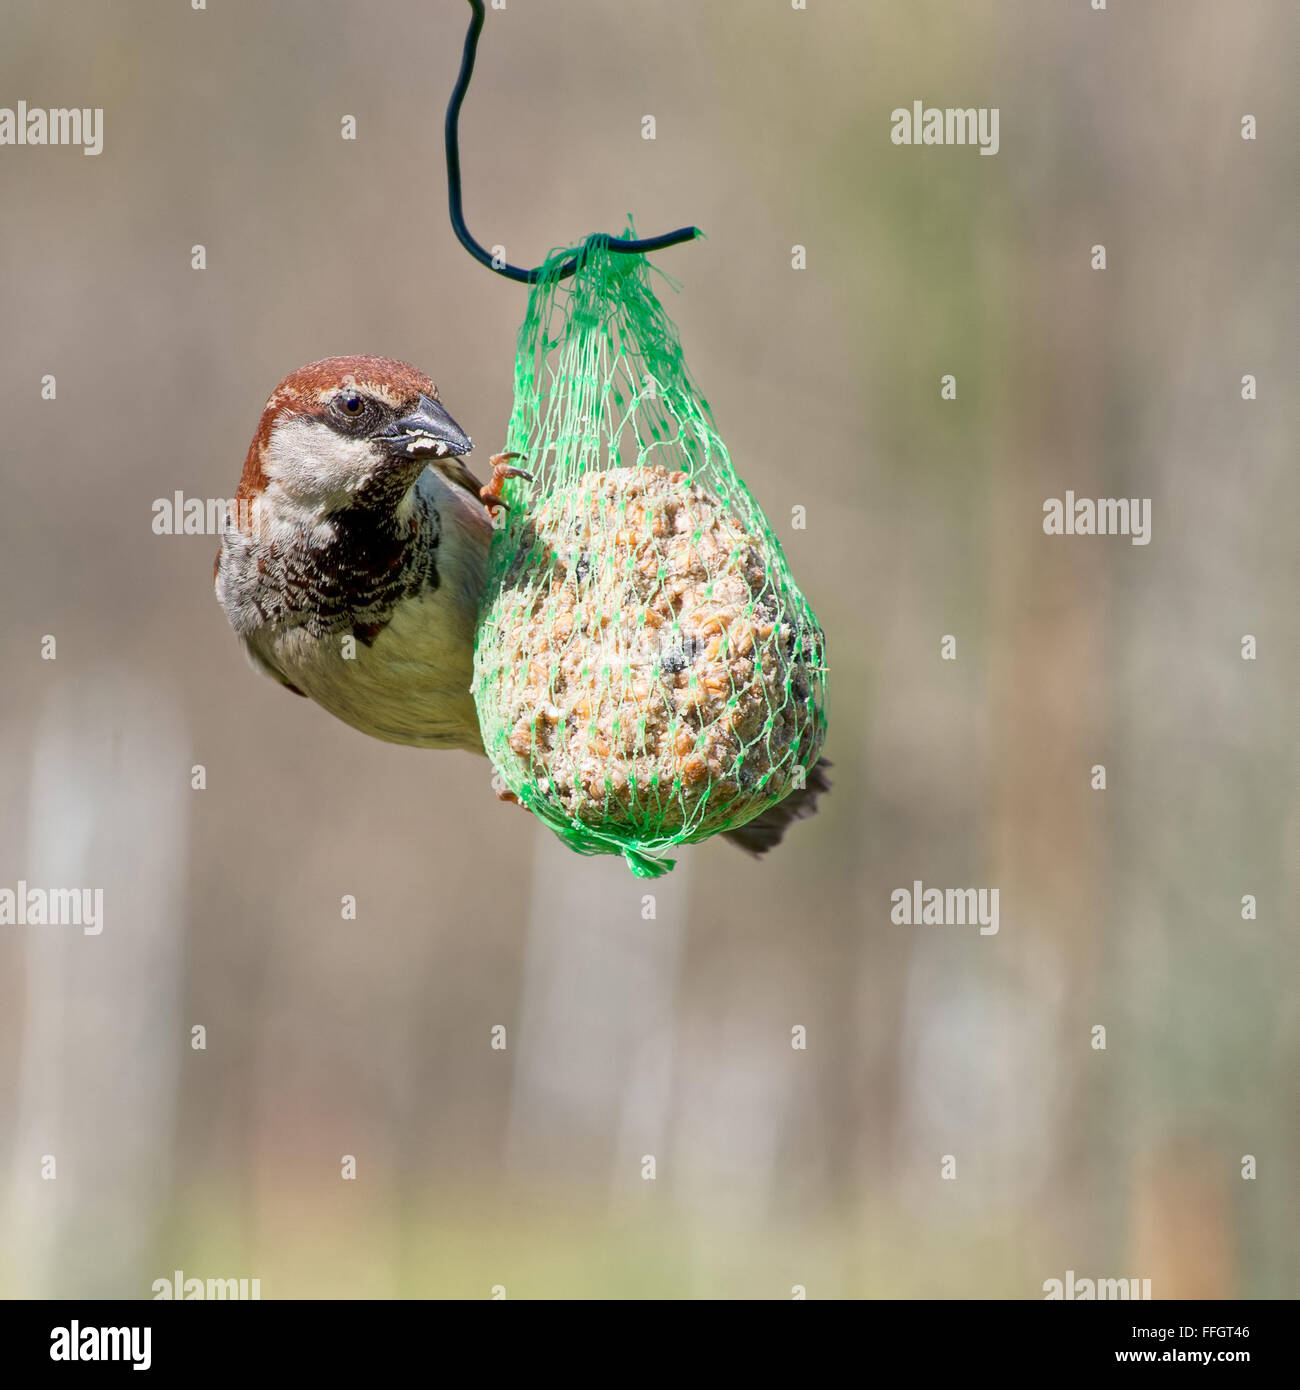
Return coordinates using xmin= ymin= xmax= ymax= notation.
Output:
xmin=215 ymin=355 xmax=828 ymax=855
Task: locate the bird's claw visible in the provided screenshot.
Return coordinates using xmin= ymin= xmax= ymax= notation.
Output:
xmin=480 ymin=452 xmax=532 ymax=515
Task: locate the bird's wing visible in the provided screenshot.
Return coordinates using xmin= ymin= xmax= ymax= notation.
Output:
xmin=244 ymin=640 xmax=307 ymax=697
xmin=432 ymin=457 xmax=487 ymax=505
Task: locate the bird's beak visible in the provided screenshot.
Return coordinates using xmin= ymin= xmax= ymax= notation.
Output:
xmin=381 ymin=394 xmax=473 ymax=459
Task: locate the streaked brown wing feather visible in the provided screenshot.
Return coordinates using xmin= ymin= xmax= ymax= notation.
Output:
xmin=434 ymin=457 xmax=486 ymax=504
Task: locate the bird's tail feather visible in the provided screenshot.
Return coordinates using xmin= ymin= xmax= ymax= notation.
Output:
xmin=720 ymin=757 xmax=832 ymax=858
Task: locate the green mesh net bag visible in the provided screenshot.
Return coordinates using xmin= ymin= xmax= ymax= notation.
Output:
xmin=472 ymin=233 xmax=828 ymax=877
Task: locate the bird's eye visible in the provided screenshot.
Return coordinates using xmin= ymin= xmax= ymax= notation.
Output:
xmin=338 ymin=392 xmax=364 ymax=415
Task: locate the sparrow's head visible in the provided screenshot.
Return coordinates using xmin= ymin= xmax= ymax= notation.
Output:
xmin=234 ymin=355 xmax=473 ymax=519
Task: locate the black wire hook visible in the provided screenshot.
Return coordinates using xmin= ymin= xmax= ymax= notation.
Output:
xmin=445 ymin=0 xmax=700 ymax=284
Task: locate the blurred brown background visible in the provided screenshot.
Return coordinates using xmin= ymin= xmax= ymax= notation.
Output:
xmin=0 ymin=0 xmax=1295 ymax=1298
